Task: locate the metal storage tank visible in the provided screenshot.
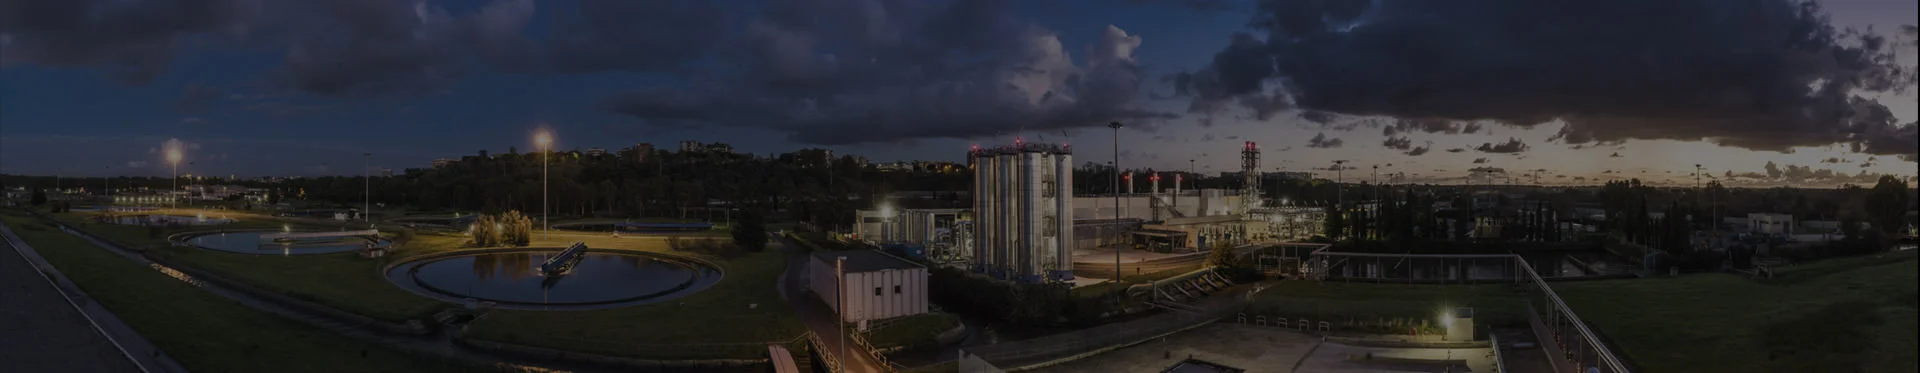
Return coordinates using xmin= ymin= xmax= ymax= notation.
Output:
xmin=968 ymin=142 xmax=1075 ymax=283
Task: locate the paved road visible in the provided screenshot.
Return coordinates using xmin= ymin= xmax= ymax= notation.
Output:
xmin=778 ymin=239 xmax=890 ymax=373
xmin=0 ymin=224 xmax=149 ymax=373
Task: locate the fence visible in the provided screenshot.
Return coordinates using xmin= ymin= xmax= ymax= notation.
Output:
xmin=1307 ymin=246 xmax=1632 ymax=373
xmin=962 ymin=290 xmax=1244 ymax=370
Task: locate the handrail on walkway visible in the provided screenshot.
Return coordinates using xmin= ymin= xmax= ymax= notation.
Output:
xmin=1305 ymin=243 xmax=1632 ymax=373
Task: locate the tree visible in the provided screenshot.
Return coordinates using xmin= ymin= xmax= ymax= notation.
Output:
xmin=1864 ymin=176 xmax=1911 ymax=237
xmin=1324 ymin=206 xmax=1347 ymax=240
xmin=1205 ymin=241 xmax=1236 ymax=267
xmin=731 ymin=210 xmax=768 ymax=252
xmin=30 ymin=188 xmax=47 ymax=206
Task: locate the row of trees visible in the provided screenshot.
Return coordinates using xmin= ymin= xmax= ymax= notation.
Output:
xmin=268 ymin=148 xmax=969 ymax=232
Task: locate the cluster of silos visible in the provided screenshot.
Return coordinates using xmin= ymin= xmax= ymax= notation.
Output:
xmin=970 ymin=142 xmax=1074 ymax=283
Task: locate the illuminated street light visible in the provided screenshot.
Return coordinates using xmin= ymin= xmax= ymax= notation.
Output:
xmin=165 ymin=147 xmax=183 ymax=210
xmin=535 ymin=129 xmax=553 ymax=240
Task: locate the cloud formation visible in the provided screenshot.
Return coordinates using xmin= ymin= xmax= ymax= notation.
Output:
xmin=1381 ymin=136 xmax=1412 ymax=150
xmin=1472 ymin=158 xmax=1488 ymax=164
xmin=2 ymin=0 xmax=1176 ymax=145
xmin=1475 ymin=138 xmax=1529 ymax=154
xmin=604 ymin=3 xmax=1174 ymax=144
xmin=1404 ymin=144 xmax=1430 ymax=156
xmin=1735 ymin=161 xmax=1896 ymax=185
xmin=1169 ymin=0 xmax=1917 ymax=159
xmin=1306 ymin=132 xmax=1343 ymax=148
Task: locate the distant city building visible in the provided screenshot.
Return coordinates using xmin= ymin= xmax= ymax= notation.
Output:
xmin=678 ymin=140 xmax=734 ymax=154
xmin=1262 ymin=171 xmax=1315 ymax=181
xmin=585 ymin=147 xmax=607 ymax=157
xmin=629 ymin=143 xmax=654 ymax=163
xmin=431 ymin=159 xmax=453 ymax=168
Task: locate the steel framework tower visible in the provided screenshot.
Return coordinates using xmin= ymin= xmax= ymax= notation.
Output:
xmin=1241 ymin=141 xmax=1261 ymax=211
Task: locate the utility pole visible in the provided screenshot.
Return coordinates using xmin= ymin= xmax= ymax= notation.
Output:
xmin=1110 ymin=122 xmax=1124 ymax=283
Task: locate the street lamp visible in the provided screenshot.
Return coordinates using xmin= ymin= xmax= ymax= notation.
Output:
xmin=364 ymin=153 xmax=371 ymax=223
xmin=1109 ymin=121 xmax=1123 ymax=283
xmin=535 ymin=129 xmax=553 ymax=240
xmin=165 ymin=147 xmax=183 ymax=210
xmin=835 ymin=256 xmax=848 ymax=371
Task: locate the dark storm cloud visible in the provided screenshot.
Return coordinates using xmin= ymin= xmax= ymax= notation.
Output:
xmin=0 ymin=0 xmax=255 ymax=83
xmin=539 ymin=0 xmax=727 ymax=74
xmin=1124 ymin=0 xmax=1246 ymax=12
xmin=1382 ymin=118 xmax=1462 ymax=136
xmin=605 ymin=0 xmax=1175 ymax=144
xmin=1472 ymin=158 xmax=1488 ymax=164
xmin=1381 ymin=136 xmax=1411 ymax=150
xmin=1306 ymin=132 xmax=1342 ymax=148
xmin=0 ymin=0 xmax=538 ymax=94
xmin=1297 ymin=110 xmax=1338 ymax=125
xmin=1446 ymin=148 xmax=1464 ymax=153
xmin=176 ymin=83 xmax=219 ymax=113
xmin=1404 ymin=143 xmax=1430 ymax=156
xmin=5 ymin=0 xmax=1174 ymax=145
xmin=1171 ymin=0 xmax=1916 ymax=158
xmin=1475 ymin=138 xmax=1528 ymax=154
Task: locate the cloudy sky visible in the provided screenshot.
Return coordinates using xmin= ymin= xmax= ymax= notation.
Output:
xmin=1 ymin=0 xmax=1915 ymax=187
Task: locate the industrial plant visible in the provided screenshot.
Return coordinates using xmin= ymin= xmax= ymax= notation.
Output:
xmin=855 ymin=141 xmax=1327 ymax=283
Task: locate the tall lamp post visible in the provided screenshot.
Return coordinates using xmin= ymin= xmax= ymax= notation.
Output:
xmin=536 ymin=130 xmax=553 ymax=240
xmin=835 ymin=256 xmax=848 ymax=370
xmin=166 ymin=148 xmax=183 ymax=210
xmin=364 ymin=153 xmax=371 ymax=223
xmin=1109 ymin=121 xmax=1123 ymax=283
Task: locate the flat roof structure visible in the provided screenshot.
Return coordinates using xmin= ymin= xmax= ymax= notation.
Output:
xmin=810 ymin=250 xmax=924 ymax=273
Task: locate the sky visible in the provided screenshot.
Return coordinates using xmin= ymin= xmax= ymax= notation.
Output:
xmin=1 ymin=0 xmax=1916 ymax=188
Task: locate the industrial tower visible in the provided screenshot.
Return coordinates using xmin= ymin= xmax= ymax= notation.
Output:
xmin=1242 ymin=141 xmax=1261 ymax=211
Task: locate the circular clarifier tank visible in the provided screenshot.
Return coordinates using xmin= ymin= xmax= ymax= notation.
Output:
xmin=385 ymin=249 xmax=721 ymax=310
xmin=186 ymin=231 xmax=384 ymax=255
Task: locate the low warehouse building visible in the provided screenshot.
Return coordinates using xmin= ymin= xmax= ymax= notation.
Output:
xmin=808 ymin=250 xmax=929 ymax=326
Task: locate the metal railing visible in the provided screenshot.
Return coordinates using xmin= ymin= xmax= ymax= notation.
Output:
xmin=1305 ymin=245 xmax=1632 ymax=373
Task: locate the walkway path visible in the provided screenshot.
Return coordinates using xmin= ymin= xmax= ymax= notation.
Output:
xmin=778 ymin=238 xmax=890 ymax=373
xmin=0 ymin=224 xmax=167 ymax=373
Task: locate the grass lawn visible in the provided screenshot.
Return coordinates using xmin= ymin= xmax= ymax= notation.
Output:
xmin=0 ymin=210 xmax=475 ymax=373
xmin=47 ymin=209 xmax=451 ymax=322
xmin=1552 ymin=250 xmax=1917 ymax=373
xmin=461 ymin=241 xmax=806 ymax=360
xmin=1124 ymin=265 xmax=1202 ymax=283
xmin=1248 ymin=281 xmax=1531 ymax=328
xmin=866 ymin=312 xmax=962 ymax=350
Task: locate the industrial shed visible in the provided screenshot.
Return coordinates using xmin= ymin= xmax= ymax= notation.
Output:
xmin=808 ymin=250 xmax=930 ymax=325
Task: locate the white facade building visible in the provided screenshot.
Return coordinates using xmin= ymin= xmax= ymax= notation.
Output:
xmin=970 ymin=142 xmax=1074 ymax=283
xmin=1748 ymin=213 xmax=1794 ymax=235
xmin=808 ymin=250 xmax=929 ymax=325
